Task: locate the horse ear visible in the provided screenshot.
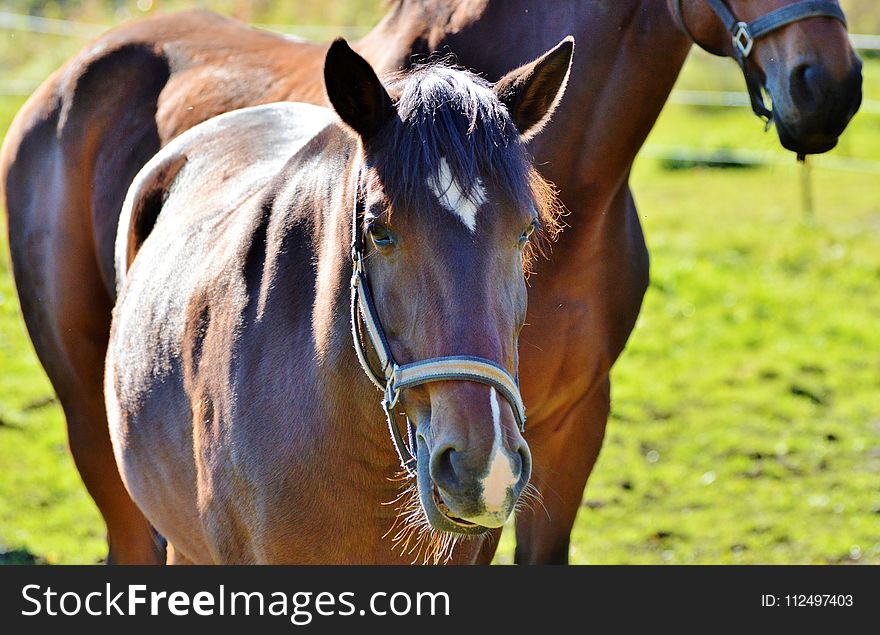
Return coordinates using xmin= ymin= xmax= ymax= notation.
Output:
xmin=324 ymin=38 xmax=393 ymax=140
xmin=494 ymin=36 xmax=574 ymax=141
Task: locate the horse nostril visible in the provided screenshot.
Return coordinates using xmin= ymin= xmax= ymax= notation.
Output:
xmin=790 ymin=63 xmax=830 ymax=113
xmin=515 ymin=442 xmax=532 ymax=486
xmin=429 ymin=444 xmax=461 ymax=493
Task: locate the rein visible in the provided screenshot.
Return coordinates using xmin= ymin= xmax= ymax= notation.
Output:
xmin=349 ymin=173 xmax=526 ymax=476
xmin=672 ymin=0 xmax=848 ymax=120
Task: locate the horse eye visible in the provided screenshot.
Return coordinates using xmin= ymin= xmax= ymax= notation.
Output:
xmin=368 ymin=222 xmax=394 ymax=247
xmin=519 ymin=221 xmax=538 ymax=247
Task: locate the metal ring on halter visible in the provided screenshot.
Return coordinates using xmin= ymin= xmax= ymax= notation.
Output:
xmin=350 ymin=253 xmax=363 ymax=290
xmin=732 ymin=21 xmax=754 ymax=58
xmin=382 ymin=364 xmax=401 ymax=410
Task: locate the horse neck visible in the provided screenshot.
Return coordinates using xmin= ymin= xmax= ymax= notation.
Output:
xmin=306 ymin=140 xmax=365 ymax=377
xmin=275 ymin=137 xmax=409 ymax=491
xmin=537 ymin=2 xmax=693 ymax=216
xmin=360 ymin=0 xmax=486 ymax=68
xmin=362 ymin=0 xmax=693 ymax=223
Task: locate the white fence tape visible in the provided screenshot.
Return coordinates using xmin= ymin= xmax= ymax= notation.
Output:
xmin=0 ymin=11 xmax=105 ymax=38
xmin=668 ymin=90 xmax=880 ymax=114
xmin=640 ymin=144 xmax=880 ymax=174
xmin=0 ymin=11 xmax=365 ymax=39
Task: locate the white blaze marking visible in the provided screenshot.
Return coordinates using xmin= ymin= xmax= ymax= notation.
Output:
xmin=428 ymin=157 xmax=486 ymax=233
xmin=481 ymin=387 xmax=518 ymax=511
xmin=489 ymin=387 xmax=502 ymax=446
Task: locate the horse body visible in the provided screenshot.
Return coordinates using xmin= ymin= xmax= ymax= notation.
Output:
xmin=0 ymin=1 xmax=861 ymax=564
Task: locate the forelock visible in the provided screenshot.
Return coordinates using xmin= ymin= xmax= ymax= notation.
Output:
xmin=369 ymin=63 xmax=533 ymax=215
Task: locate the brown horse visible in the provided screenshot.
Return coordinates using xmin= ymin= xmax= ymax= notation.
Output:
xmin=0 ymin=0 xmax=862 ymax=564
xmin=105 ymin=39 xmax=572 ymax=563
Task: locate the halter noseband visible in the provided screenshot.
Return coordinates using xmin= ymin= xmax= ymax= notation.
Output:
xmin=672 ymin=0 xmax=848 ymax=120
xmin=349 ymin=174 xmax=526 ymax=476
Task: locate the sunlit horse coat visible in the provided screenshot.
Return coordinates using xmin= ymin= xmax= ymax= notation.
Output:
xmin=0 ymin=0 xmax=861 ymax=564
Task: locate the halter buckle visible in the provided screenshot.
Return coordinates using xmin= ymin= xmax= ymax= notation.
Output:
xmin=382 ymin=363 xmax=401 ymax=410
xmin=733 ymin=22 xmax=754 ymax=58
xmin=350 ymin=252 xmax=364 ymax=289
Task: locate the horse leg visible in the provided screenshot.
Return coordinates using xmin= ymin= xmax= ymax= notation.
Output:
xmin=12 ymin=220 xmax=164 ymax=564
xmin=65 ymin=393 xmax=165 ymax=565
xmin=11 ymin=268 xmax=163 ymax=565
xmin=3 ymin=93 xmax=165 ymax=565
xmin=7 ymin=208 xmax=164 ymax=564
xmin=513 ymin=378 xmax=610 ymax=564
xmin=471 ymin=528 xmax=504 ymax=564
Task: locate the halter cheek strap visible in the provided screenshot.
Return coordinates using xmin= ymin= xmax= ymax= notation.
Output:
xmin=673 ymin=0 xmax=848 ymax=120
xmin=349 ymin=176 xmax=526 ymax=476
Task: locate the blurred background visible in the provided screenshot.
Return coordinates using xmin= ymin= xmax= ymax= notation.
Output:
xmin=0 ymin=1 xmax=877 ymax=564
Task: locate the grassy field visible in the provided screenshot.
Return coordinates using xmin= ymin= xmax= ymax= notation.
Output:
xmin=1 ymin=2 xmax=878 ymax=564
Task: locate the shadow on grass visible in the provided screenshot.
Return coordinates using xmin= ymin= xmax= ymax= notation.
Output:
xmin=0 ymin=548 xmax=46 ymax=565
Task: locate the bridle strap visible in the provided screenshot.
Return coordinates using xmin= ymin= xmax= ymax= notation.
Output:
xmin=350 ymin=264 xmax=392 ymax=389
xmin=747 ymin=1 xmax=847 ymax=41
xmin=673 ymin=0 xmax=848 ymax=120
xmin=394 ymin=357 xmax=526 ymax=428
xmin=349 ymin=174 xmax=527 ymax=475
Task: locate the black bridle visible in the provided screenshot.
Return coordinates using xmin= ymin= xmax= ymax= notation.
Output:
xmin=349 ymin=173 xmax=526 ymax=476
xmin=673 ymin=0 xmax=848 ymax=120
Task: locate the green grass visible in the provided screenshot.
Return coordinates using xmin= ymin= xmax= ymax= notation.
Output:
xmin=1 ymin=5 xmax=879 ymax=564
xmin=566 ymin=163 xmax=879 ymax=564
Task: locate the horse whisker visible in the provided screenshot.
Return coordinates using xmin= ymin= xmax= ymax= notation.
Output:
xmin=381 ymin=473 xmax=473 ymax=565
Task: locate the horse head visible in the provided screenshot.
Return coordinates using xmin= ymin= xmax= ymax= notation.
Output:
xmin=670 ymin=0 xmax=862 ymax=155
xmin=324 ymin=38 xmax=573 ymax=534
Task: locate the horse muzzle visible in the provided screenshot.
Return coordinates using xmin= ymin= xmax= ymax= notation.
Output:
xmin=416 ymin=430 xmax=531 ymax=534
xmin=771 ymin=58 xmax=863 ymax=156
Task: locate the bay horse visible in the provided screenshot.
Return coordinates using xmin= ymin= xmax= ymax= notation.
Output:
xmin=0 ymin=0 xmax=862 ymax=564
xmin=104 ymin=39 xmax=573 ymax=563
